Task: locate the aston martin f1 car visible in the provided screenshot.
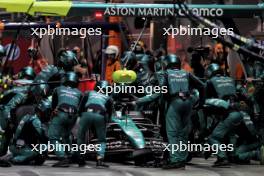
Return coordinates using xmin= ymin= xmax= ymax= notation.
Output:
xmin=86 ymin=94 xmax=165 ymax=166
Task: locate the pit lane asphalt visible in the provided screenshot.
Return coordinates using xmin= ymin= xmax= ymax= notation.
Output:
xmin=0 ymin=158 xmax=263 ymax=176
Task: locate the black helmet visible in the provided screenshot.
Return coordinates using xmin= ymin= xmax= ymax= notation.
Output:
xmin=94 ymin=80 xmax=110 ymax=94
xmin=164 ymin=54 xmax=181 ymax=69
xmin=57 ymin=50 xmax=79 ymax=71
xmin=206 ymin=63 xmax=222 ymax=78
xmin=0 ymin=45 xmax=5 ymax=57
xmin=63 ymin=71 xmax=79 ymax=88
xmin=18 ymin=66 xmax=36 ymax=80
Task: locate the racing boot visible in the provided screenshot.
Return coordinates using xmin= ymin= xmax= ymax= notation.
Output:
xmin=204 ymin=150 xmax=212 ymax=160
xmin=52 ymin=157 xmax=70 ymax=167
xmin=213 ymin=157 xmax=230 ymax=167
xmin=260 ymin=145 xmax=264 ymax=165
xmin=78 ymin=156 xmax=86 ymax=167
xmin=96 ymin=158 xmax=109 ymax=168
xmin=33 ymin=154 xmax=46 ymax=166
xmin=162 ymin=162 xmax=185 ymax=170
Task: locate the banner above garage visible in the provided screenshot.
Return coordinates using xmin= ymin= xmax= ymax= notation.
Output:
xmin=0 ymin=0 xmax=264 ymax=18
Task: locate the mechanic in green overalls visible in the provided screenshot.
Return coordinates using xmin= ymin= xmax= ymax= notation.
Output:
xmin=9 ymin=99 xmax=51 ymax=165
xmin=205 ymin=63 xmax=244 ymax=166
xmin=133 ymin=54 xmax=205 ymax=169
xmin=48 ymin=71 xmax=82 ymax=167
xmin=77 ymin=80 xmax=113 ymax=168
xmin=0 ymin=67 xmax=35 ymax=158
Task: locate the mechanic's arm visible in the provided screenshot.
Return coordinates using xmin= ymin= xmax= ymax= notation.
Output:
xmin=2 ymin=89 xmax=14 ymax=97
xmin=155 ymin=71 xmax=166 ymax=85
xmin=136 ymin=93 xmax=161 ymax=106
xmin=189 ymin=73 xmax=205 ymax=104
xmin=5 ymin=93 xmax=28 ymax=111
xmin=32 ymin=117 xmax=43 ymax=137
xmin=13 ymin=116 xmax=27 ymax=141
xmin=32 ymin=117 xmax=48 ymax=143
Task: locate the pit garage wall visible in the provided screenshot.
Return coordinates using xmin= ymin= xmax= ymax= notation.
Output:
xmin=41 ymin=0 xmax=263 ymax=66
xmin=121 ymin=0 xmax=260 ymax=51
xmin=52 ymin=0 xmax=263 ymax=78
xmin=150 ymin=0 xmax=260 ymax=49
xmin=3 ymin=0 xmax=260 ymax=74
xmin=148 ymin=0 xmax=261 ymax=77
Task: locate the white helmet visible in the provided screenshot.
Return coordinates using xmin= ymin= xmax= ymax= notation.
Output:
xmin=105 ymin=45 xmax=119 ymax=58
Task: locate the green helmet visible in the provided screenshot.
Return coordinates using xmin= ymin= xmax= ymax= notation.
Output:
xmin=206 ymin=63 xmax=222 ymax=78
xmin=0 ymin=45 xmax=5 ymax=57
xmin=63 ymin=71 xmax=79 ymax=88
xmin=164 ymin=54 xmax=181 ymax=69
xmin=32 ymin=80 xmax=50 ymax=98
xmin=94 ymin=80 xmax=110 ymax=94
xmin=137 ymin=54 xmax=152 ymax=72
xmin=18 ymin=66 xmax=36 ymax=80
xmin=36 ymin=99 xmax=52 ymax=122
xmin=57 ymin=50 xmax=79 ymax=71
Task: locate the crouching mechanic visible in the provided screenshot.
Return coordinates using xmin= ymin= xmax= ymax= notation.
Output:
xmin=132 ymin=54 xmax=205 ymax=169
xmin=0 ymin=66 xmax=35 ymax=159
xmin=9 ymin=99 xmax=50 ymax=166
xmin=204 ymin=63 xmax=244 ymax=166
xmin=48 ymin=72 xmax=82 ymax=167
xmin=77 ymin=80 xmax=113 ymax=168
